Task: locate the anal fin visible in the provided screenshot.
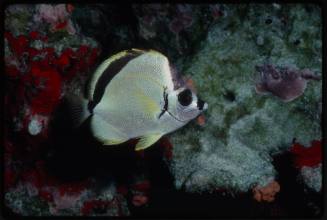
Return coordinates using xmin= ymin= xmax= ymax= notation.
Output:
xmin=103 ymin=139 xmax=127 ymax=145
xmin=91 ymin=114 xmax=128 ymax=145
xmin=135 ymin=134 xmax=162 ymax=151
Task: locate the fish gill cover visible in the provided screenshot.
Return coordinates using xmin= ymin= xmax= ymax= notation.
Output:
xmin=3 ymin=3 xmax=323 ymax=217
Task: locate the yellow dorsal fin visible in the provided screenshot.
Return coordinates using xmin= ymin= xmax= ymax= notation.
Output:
xmin=135 ymin=134 xmax=162 ymax=151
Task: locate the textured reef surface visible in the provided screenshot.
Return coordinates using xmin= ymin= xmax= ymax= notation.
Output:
xmin=166 ymin=4 xmax=322 ymax=194
xmin=4 ymin=3 xmax=322 ymax=217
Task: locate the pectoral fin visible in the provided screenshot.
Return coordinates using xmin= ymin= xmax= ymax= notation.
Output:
xmin=135 ymin=134 xmax=162 ymax=151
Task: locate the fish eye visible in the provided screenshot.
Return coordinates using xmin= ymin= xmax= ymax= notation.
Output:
xmin=178 ymin=89 xmax=193 ymax=106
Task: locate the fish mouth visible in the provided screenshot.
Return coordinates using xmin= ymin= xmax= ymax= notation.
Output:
xmin=197 ymin=99 xmax=208 ymax=111
xmin=166 ymin=110 xmax=188 ymax=123
xmin=197 ymin=99 xmax=204 ymax=110
xmin=202 ymin=102 xmax=208 ymax=111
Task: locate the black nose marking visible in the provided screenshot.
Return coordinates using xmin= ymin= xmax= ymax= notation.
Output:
xmin=197 ymin=99 xmax=205 ymax=110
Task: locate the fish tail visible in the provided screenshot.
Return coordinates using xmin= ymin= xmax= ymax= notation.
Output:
xmin=64 ymin=93 xmax=91 ymax=128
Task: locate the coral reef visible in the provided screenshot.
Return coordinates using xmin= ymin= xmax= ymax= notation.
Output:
xmin=4 ymin=3 xmax=322 ymax=217
xmin=166 ymin=4 xmax=322 ymax=193
xmin=252 ymin=180 xmax=280 ymax=202
xmin=290 ymin=140 xmax=322 ymax=192
xmin=300 ymin=165 xmax=322 ymax=193
xmin=4 ymin=4 xmax=130 ymax=216
xmin=255 ymin=64 xmax=320 ymax=102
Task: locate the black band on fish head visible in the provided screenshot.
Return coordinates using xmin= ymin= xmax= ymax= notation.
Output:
xmin=158 ymin=87 xmax=169 ymax=119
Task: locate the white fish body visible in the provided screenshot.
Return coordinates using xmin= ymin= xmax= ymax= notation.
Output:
xmin=75 ymin=49 xmax=207 ymax=151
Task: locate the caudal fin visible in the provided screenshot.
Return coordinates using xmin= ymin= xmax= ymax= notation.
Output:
xmin=64 ymin=93 xmax=91 ymax=128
